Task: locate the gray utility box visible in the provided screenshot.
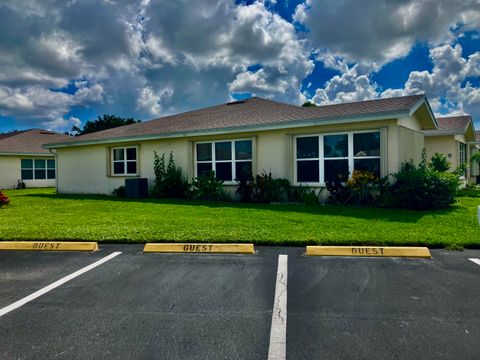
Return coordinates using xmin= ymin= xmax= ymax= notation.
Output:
xmin=125 ymin=178 xmax=149 ymax=199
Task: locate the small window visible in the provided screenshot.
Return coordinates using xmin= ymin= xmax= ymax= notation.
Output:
xmin=195 ymin=139 xmax=253 ymax=182
xmin=112 ymin=147 xmax=137 ymax=175
xmin=21 ymin=158 xmax=55 ymax=180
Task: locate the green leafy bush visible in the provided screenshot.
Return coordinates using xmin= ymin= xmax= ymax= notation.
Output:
xmin=346 ymin=170 xmax=379 ymax=205
xmin=235 ymin=171 xmax=290 ymax=203
xmin=429 ymin=152 xmax=451 ymax=172
xmin=192 ymin=171 xmax=230 ymax=201
xmin=0 ymin=191 xmax=9 ymax=208
xmin=112 ymin=185 xmax=126 ymax=197
xmin=153 ymin=151 xmax=189 ymax=198
xmin=325 ymin=179 xmax=352 ymax=205
xmin=254 ymin=172 xmax=290 ymax=203
xmin=381 ymin=152 xmax=461 ymax=210
xmin=291 ymin=185 xmax=320 ymax=204
xmin=235 ymin=170 xmax=255 ymax=202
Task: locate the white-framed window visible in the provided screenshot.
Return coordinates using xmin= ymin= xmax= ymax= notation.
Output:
xmin=459 ymin=142 xmax=466 ymax=164
xmin=195 ymin=139 xmax=253 ymax=183
xmin=459 ymin=142 xmax=467 ymax=177
xmin=111 ymin=146 xmax=138 ymax=176
xmin=294 ymin=130 xmax=381 ymax=185
xmin=21 ymin=158 xmax=55 ymax=180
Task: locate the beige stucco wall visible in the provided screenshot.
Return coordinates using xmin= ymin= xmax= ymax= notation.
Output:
xmin=56 ymin=139 xmax=191 ymax=195
xmin=55 ymin=116 xmax=425 ymax=195
xmin=398 ymin=126 xmax=424 ymax=165
xmin=424 ymin=135 xmax=472 ymax=175
xmin=0 ymin=155 xmax=56 ymax=190
xmin=424 ymin=136 xmax=458 ymax=167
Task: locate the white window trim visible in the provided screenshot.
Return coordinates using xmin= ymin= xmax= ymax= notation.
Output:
xmin=194 ymin=138 xmax=253 ymax=185
xmin=21 ymin=158 xmax=55 ymax=180
xmin=293 ymin=130 xmax=381 ymax=186
xmin=110 ymin=146 xmax=138 ymax=176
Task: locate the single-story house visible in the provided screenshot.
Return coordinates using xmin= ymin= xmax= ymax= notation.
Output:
xmin=424 ymin=115 xmax=478 ymax=182
xmin=0 ymin=129 xmax=70 ymax=189
xmin=45 ymin=94 xmax=438 ymax=198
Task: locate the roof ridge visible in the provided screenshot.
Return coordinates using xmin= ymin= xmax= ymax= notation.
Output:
xmin=308 ymin=93 xmax=425 ymax=109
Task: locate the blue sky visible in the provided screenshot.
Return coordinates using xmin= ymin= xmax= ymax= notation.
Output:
xmin=0 ymin=0 xmax=479 ymax=133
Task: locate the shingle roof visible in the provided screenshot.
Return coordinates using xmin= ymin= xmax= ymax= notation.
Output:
xmin=0 ymin=129 xmax=71 ymax=155
xmin=435 ymin=116 xmax=471 ymax=132
xmin=46 ymin=94 xmax=426 ymax=147
xmin=0 ymin=130 xmax=26 ymax=141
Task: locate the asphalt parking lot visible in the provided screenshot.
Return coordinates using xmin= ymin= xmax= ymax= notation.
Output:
xmin=0 ymin=245 xmax=479 ymax=360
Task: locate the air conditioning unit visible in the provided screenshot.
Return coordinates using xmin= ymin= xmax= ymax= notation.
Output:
xmin=125 ymin=178 xmax=148 ymax=199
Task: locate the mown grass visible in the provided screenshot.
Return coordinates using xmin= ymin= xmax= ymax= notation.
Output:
xmin=0 ymin=188 xmax=479 ymax=247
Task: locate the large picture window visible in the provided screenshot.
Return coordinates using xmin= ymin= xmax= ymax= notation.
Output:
xmin=195 ymin=139 xmax=253 ymax=182
xmin=295 ymin=131 xmax=381 ymax=184
xmin=111 ymin=146 xmax=138 ymax=175
xmin=21 ymin=158 xmax=56 ymax=180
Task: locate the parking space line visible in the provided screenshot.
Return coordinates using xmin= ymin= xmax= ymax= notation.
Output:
xmin=0 ymin=251 xmax=121 ymax=318
xmin=268 ymin=254 xmax=288 ymax=360
xmin=468 ymin=258 xmax=480 ymax=267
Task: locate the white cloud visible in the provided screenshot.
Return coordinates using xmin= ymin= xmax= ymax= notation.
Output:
xmin=307 ymin=43 xmax=480 ymax=123
xmin=379 ymin=44 xmax=480 ymax=119
xmin=42 ymin=116 xmax=81 ymax=132
xmin=0 ymin=0 xmax=314 ymax=127
xmin=295 ymin=0 xmax=480 ymax=64
xmin=311 ymin=63 xmax=378 ymax=104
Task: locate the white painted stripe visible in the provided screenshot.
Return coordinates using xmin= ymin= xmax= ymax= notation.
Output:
xmin=0 ymin=251 xmax=121 ymax=318
xmin=268 ymin=254 xmax=288 ymax=360
xmin=468 ymin=258 xmax=480 ymax=267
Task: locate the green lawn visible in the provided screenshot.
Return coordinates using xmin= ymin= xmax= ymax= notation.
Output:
xmin=0 ymin=188 xmax=479 ymax=247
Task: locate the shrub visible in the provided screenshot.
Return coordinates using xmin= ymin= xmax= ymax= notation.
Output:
xmin=153 ymin=151 xmax=190 ymax=198
xmin=235 ymin=171 xmax=290 ymax=203
xmin=325 ymin=179 xmax=352 ymax=205
xmin=235 ymin=170 xmax=255 ymax=202
xmin=346 ymin=170 xmax=378 ymax=205
xmin=287 ymin=185 xmax=319 ymax=204
xmin=254 ymin=172 xmax=290 ymax=204
xmin=429 ymin=152 xmax=451 ymax=172
xmin=112 ymin=185 xmax=126 ymax=197
xmin=192 ymin=171 xmax=230 ymax=201
xmin=0 ymin=191 xmax=9 ymax=208
xmin=382 ymin=152 xmax=461 ymax=210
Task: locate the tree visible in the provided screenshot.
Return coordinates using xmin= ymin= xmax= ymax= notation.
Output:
xmin=71 ymin=114 xmax=141 ymax=136
xmin=301 ymin=101 xmax=316 ymax=107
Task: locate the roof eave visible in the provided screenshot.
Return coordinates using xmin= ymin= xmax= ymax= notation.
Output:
xmin=45 ymin=110 xmax=407 ymax=149
xmin=0 ymin=152 xmax=55 ymax=156
xmin=423 ymin=130 xmax=463 ymax=136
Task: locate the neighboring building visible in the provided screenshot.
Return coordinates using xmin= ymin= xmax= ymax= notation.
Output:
xmin=0 ymin=129 xmax=71 ymax=189
xmin=470 ymin=130 xmax=480 ymax=183
xmin=424 ymin=115 xmax=478 ymax=182
xmin=45 ymin=94 xmax=437 ymax=198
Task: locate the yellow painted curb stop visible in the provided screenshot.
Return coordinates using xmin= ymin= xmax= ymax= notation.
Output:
xmin=0 ymin=241 xmax=99 ymax=252
xmin=306 ymin=246 xmax=431 ymax=258
xmin=144 ymin=243 xmax=254 ymax=254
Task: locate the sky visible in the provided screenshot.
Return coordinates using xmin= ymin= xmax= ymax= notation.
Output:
xmin=0 ymin=0 xmax=479 ymax=133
